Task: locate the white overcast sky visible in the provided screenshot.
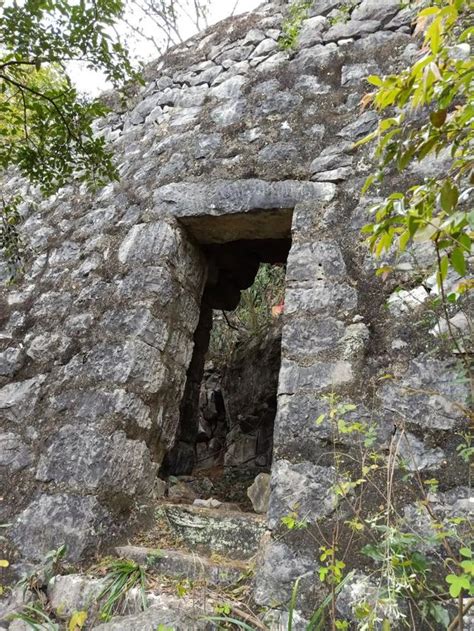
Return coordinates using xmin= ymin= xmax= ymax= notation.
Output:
xmin=71 ymin=0 xmax=262 ymax=95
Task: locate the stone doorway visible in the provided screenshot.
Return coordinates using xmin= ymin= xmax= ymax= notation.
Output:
xmin=160 ymin=210 xmax=292 ymax=512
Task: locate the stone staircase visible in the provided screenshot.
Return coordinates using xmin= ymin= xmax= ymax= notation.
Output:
xmin=1 ymin=501 xmax=268 ymax=631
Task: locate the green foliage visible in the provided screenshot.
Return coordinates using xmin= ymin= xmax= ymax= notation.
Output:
xmin=281 ymin=509 xmax=308 ymax=530
xmin=0 ymin=0 xmax=139 ymax=277
xmin=279 ymin=0 xmax=311 ymax=50
xmin=11 ymin=602 xmax=59 ymax=631
xmin=446 ymin=545 xmax=474 ymax=598
xmin=97 ymin=558 xmax=147 ymax=621
xmin=68 ymin=610 xmax=87 ymax=631
xmin=208 ymin=263 xmax=286 ymax=363
xmin=17 ymin=544 xmax=67 ymax=595
xmin=359 ymin=0 xmax=473 ymax=293
xmin=319 ymin=546 xmax=345 ymax=585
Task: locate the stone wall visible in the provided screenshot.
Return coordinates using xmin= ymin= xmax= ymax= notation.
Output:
xmin=0 ymin=0 xmax=470 ymax=617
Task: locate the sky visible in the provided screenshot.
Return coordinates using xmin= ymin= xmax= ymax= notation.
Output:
xmin=71 ymin=0 xmax=262 ymax=95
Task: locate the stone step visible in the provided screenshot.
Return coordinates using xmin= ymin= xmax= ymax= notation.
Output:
xmin=46 ymin=574 xmax=211 ymax=630
xmin=115 ymin=544 xmax=248 ymax=587
xmin=157 ymin=502 xmax=267 ymax=560
xmin=90 ymin=594 xmax=210 ymax=631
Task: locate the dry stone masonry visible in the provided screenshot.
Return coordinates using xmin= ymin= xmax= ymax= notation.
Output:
xmin=0 ymin=0 xmax=471 ymax=627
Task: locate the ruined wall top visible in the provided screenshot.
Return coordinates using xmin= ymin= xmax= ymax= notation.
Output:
xmin=1 ymin=0 xmax=417 ymax=262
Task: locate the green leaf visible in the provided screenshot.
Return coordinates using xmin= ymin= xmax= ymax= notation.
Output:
xmin=446 ymin=573 xmax=471 ymax=598
xmin=366 ymin=75 xmax=383 ymax=87
xmin=440 ymin=181 xmax=459 ymax=213
xmin=450 ymin=247 xmax=466 ymax=276
xmin=437 ymin=255 xmax=449 ymax=288
xmin=430 ymin=109 xmax=447 ymax=127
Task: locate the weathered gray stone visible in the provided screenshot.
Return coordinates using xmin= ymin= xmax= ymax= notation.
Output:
xmin=282 ymin=317 xmax=346 ymax=357
xmin=291 ymin=43 xmax=338 ymax=73
xmin=0 ymin=376 xmax=45 ymax=423
xmin=252 ymin=37 xmax=278 ymax=57
xmin=25 ymin=333 xmax=70 ymax=363
xmin=279 ymin=358 xmax=354 ymax=394
xmin=397 ymin=432 xmax=445 ymax=472
xmin=116 ymin=545 xmax=245 ymax=587
xmin=0 ymin=585 xmax=33 ymax=628
xmin=336 ymin=572 xmax=381 ymax=622
xmin=224 ymin=428 xmax=258 ymax=467
xmin=47 ymin=574 xmax=105 ymax=618
xmin=298 ymin=16 xmax=327 ymax=48
xmin=244 ymin=28 xmax=266 ymax=45
xmin=309 ymin=0 xmax=343 ymax=17
xmin=157 ymin=504 xmax=266 ymax=560
xmin=12 ymin=494 xmax=111 ymax=562
xmin=268 ymin=459 xmax=337 ymax=528
xmin=90 ymin=597 xmax=209 ymax=631
xmin=378 ymin=358 xmax=470 ymax=431
xmin=153 ymin=179 xmax=335 ymax=217
xmin=254 ymin=540 xmax=316 ymax=606
xmin=341 ymin=322 xmax=370 ymax=360
xmin=286 ymin=241 xmax=346 ymax=283
xmin=338 ymin=110 xmax=378 ymax=139
xmin=341 ymin=62 xmax=379 ymax=86
xmin=210 ymin=98 xmax=246 ymax=126
xmin=402 ymin=487 xmax=472 ymax=553
xmin=63 ymin=341 xmax=169 ymax=393
xmin=0 ymin=432 xmax=33 ymax=471
xmin=36 ymin=426 xmax=156 ymax=496
xmin=0 ymin=346 xmax=24 ymax=377
xmin=294 ymin=75 xmax=330 ymax=96
xmin=50 ymin=389 xmax=152 ymax=428
xmin=324 ymin=19 xmax=381 ymax=42
xmin=387 ymin=286 xmax=430 ymax=315
xmin=211 ymin=75 xmax=246 ymax=99
xmin=310 ymin=147 xmax=353 ymax=180
xmin=351 ymin=0 xmax=400 ymax=24
xmin=284 ymin=282 xmax=358 ymax=317
xmin=430 ymin=311 xmax=470 ymax=339
xmin=247 ymin=473 xmax=271 ymax=514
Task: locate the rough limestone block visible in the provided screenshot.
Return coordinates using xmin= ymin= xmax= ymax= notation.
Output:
xmin=90 ymin=597 xmax=209 ymax=631
xmin=0 ymin=347 xmax=24 ymax=377
xmin=0 ymin=433 xmax=33 ymax=471
xmin=47 ymin=575 xmax=105 ymax=619
xmin=36 ymin=427 xmax=157 ymax=497
xmin=284 ymin=282 xmax=358 ymax=317
xmin=12 ymin=494 xmax=111 ymax=562
xmin=282 ymin=316 xmax=346 ymax=357
xmin=351 ymin=0 xmax=400 ymax=24
xmin=157 ymin=504 xmax=266 ymax=560
xmin=247 ymin=473 xmax=271 ymax=514
xmin=268 ymin=460 xmax=337 ymax=528
xmin=378 ymin=357 xmax=470 ymax=431
xmin=323 ymin=19 xmax=381 ymax=42
xmin=153 ymin=179 xmax=336 ymax=217
xmin=0 ymin=376 xmax=45 ymax=423
xmin=278 ymin=358 xmax=354 ymax=394
xmin=298 ymin=16 xmax=327 ymax=48
xmin=254 ymin=540 xmax=316 ymax=606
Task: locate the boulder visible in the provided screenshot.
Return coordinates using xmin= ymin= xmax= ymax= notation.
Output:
xmin=247 ymin=473 xmax=271 ymax=514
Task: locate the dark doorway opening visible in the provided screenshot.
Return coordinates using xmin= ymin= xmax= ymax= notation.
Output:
xmin=160 ymin=212 xmax=292 ymax=510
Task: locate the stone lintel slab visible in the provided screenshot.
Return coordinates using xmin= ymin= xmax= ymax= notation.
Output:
xmin=152 ymin=179 xmax=336 ymax=221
